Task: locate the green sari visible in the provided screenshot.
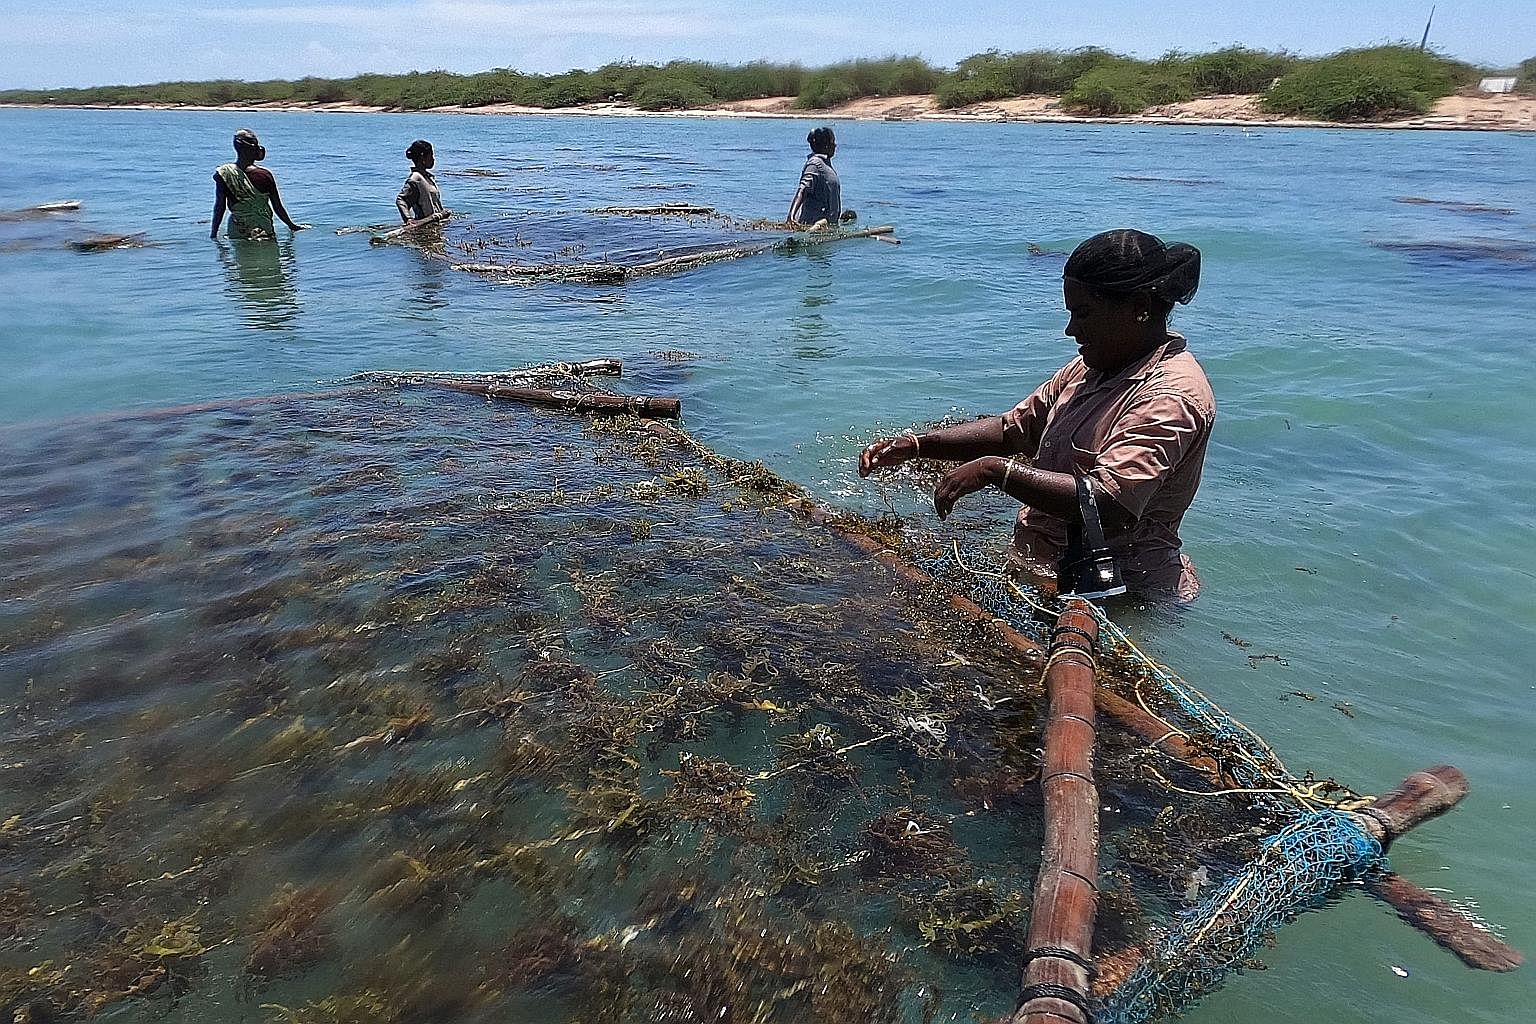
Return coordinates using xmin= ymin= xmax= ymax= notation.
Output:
xmin=215 ymin=163 xmax=276 ymax=240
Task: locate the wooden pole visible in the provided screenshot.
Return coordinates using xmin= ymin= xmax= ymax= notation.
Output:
xmin=1353 ymin=766 xmax=1523 ymax=972
xmin=1014 ymin=600 xmax=1100 ymax=1024
xmin=780 ymin=224 xmax=896 ymax=247
xmin=1367 ymin=873 xmax=1522 ymax=972
xmin=584 ymin=204 xmax=717 ymax=216
xmin=425 ymin=379 xmax=681 ymax=419
xmin=369 ymin=210 xmax=451 ymax=245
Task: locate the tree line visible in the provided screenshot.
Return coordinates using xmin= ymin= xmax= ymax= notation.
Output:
xmin=1 ymin=46 xmax=1527 ymax=122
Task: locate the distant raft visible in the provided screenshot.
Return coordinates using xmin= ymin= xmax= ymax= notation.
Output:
xmin=69 ymin=232 xmax=148 ymax=252
xmin=0 ymin=199 xmax=83 ymax=221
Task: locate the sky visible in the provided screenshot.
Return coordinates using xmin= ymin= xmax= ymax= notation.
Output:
xmin=2 ymin=1 xmax=1531 ymax=90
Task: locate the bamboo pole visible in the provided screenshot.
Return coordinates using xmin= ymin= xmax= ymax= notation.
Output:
xmin=1367 ymin=873 xmax=1523 ymax=972
xmin=1014 ymin=600 xmax=1100 ymax=1024
xmin=1100 ymin=699 xmax=1523 ymax=971
xmin=425 ymin=379 xmax=680 ymax=418
xmin=1353 ymin=766 xmax=1523 ymax=971
xmin=369 ymin=210 xmax=451 ymax=245
xmin=357 ymin=358 xmax=624 ymax=385
xmin=780 ymin=224 xmax=896 ymax=247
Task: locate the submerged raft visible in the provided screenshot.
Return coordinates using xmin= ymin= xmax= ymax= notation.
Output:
xmin=0 ymin=380 xmax=1515 ymax=1024
xmin=366 ymin=206 xmax=898 ymax=284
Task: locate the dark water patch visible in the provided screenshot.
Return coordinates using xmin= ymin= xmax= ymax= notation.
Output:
xmin=441 ymin=167 xmax=508 ymax=178
xmin=1392 ymin=196 xmax=1516 ymax=216
xmin=1113 ymin=175 xmax=1221 ymax=187
xmin=1370 ymin=237 xmax=1536 ymax=269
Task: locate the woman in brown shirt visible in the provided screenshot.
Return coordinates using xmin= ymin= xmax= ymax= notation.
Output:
xmin=860 ymin=229 xmax=1213 ymax=601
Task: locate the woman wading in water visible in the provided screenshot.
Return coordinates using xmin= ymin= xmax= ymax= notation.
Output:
xmin=210 ymin=129 xmax=308 ymax=240
xmin=395 ymin=139 xmax=447 ymax=226
xmin=861 ymin=229 xmax=1214 ymax=602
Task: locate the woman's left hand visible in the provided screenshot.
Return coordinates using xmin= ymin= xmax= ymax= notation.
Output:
xmin=934 ymin=458 xmax=1000 ymax=519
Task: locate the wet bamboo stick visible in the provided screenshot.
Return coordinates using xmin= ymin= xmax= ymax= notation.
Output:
xmin=359 ymin=357 xmax=624 ymax=384
xmin=781 ymin=224 xmax=896 ymax=247
xmin=1366 ymin=873 xmax=1523 ymax=972
xmin=1354 ymin=766 xmax=1523 ymax=972
xmin=369 ymin=210 xmax=451 ymax=245
xmin=0 ymin=199 xmax=82 ymax=220
xmin=1014 ymin=600 xmax=1100 ymax=1024
xmin=425 ymin=379 xmax=681 ymax=418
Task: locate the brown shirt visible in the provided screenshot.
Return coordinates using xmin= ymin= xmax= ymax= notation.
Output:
xmin=1001 ymin=334 xmax=1215 ymax=596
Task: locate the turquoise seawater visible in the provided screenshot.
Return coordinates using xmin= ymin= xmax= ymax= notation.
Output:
xmin=2 ymin=107 xmax=1534 ymax=1021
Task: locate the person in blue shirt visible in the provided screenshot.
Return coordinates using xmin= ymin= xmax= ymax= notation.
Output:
xmin=788 ymin=126 xmax=854 ymax=229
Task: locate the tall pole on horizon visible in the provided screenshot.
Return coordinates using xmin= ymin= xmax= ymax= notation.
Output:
xmin=1419 ymin=4 xmax=1436 ymax=50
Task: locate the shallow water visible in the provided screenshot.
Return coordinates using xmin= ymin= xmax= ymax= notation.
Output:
xmin=1 ymin=107 xmax=1534 ymax=1022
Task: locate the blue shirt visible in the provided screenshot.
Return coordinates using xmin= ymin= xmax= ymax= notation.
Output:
xmin=791 ymin=153 xmax=841 ymax=225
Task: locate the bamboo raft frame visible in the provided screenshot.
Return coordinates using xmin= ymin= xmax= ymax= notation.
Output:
xmin=451 ymin=225 xmax=897 ymax=284
xmin=35 ymin=378 xmax=1519 ymax=1020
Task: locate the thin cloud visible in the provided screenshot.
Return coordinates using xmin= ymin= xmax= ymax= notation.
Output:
xmin=218 ymin=1 xmax=734 ymax=38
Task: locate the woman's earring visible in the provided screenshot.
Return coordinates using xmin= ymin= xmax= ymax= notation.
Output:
xmin=1136 ymin=312 xmax=1149 ymax=323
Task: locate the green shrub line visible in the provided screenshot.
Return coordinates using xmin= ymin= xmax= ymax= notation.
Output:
xmin=0 ymin=46 xmax=1523 ymax=123
xmin=1516 ymin=57 xmax=1536 ymax=96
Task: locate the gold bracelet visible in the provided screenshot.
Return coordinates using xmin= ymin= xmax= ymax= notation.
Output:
xmin=903 ymin=430 xmax=921 ymax=457
xmin=1001 ymin=458 xmax=1018 ymax=490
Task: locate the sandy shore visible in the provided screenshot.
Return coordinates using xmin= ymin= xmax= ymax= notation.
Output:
xmin=5 ymin=92 xmax=1535 ymax=132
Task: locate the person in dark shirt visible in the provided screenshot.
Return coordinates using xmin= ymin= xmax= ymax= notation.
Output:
xmin=788 ymin=126 xmax=854 ymax=229
xmin=396 ymin=139 xmax=447 ymax=225
xmin=211 ymin=129 xmax=307 ymax=240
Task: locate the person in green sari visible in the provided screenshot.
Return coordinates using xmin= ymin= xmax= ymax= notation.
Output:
xmin=211 ymin=129 xmax=308 ymax=240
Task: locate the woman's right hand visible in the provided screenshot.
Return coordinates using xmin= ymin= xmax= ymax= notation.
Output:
xmin=859 ymin=434 xmax=919 ymax=477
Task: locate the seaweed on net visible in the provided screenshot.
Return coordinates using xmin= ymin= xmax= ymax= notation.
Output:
xmin=243 ymin=885 xmax=338 ymax=982
xmin=907 ymin=879 xmax=1029 ymax=958
xmin=0 ymin=390 xmax=1286 ymax=1024
xmin=861 ymin=808 xmax=968 ymax=880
